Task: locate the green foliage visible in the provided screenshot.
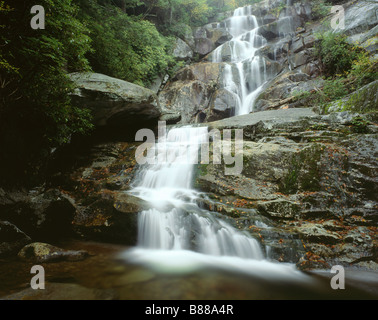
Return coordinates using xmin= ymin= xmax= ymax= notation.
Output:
xmin=350 ymin=116 xmax=370 ymax=134
xmin=147 ymin=0 xmax=263 ymax=35
xmin=314 ymin=31 xmax=361 ymax=77
xmin=322 ymin=77 xmax=348 ymax=100
xmin=0 ymin=0 xmax=94 ymax=184
xmin=293 ymin=78 xmax=348 ymax=107
xmin=271 ymin=2 xmax=286 ymax=18
xmin=294 ymin=31 xmax=377 ymax=111
xmin=0 ymin=2 xmax=18 ymax=74
xmin=311 ymin=0 xmax=330 ymax=20
xmin=348 ymin=50 xmax=378 ymax=90
xmin=77 ymin=0 xmax=175 ymax=86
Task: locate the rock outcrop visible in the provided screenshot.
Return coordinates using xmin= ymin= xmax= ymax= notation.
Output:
xmin=195 ymin=108 xmax=378 ymax=270
xmin=0 ymin=188 xmax=76 ymax=242
xmin=0 ymin=221 xmax=31 ymax=257
xmin=56 ymin=141 xmax=145 ymax=245
xmin=69 ymin=72 xmax=161 ymax=128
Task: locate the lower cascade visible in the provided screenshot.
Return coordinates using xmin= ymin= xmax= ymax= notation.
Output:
xmin=129 ymin=126 xmax=263 ymax=260
xmin=124 ymin=125 xmax=311 ymax=283
xmin=123 ymin=5 xmax=314 ymax=281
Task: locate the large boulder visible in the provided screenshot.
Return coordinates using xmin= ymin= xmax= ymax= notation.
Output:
xmin=18 ymin=242 xmax=89 ymax=263
xmin=173 ymin=38 xmax=193 ymax=61
xmin=72 ymin=192 xmax=149 ymax=245
xmin=158 ymin=62 xmax=223 ymax=124
xmin=253 ymin=71 xmax=323 ymax=111
xmin=69 ymin=72 xmax=160 ymax=127
xmin=0 ymin=188 xmax=76 ymax=242
xmin=326 ymin=81 xmax=378 ymax=114
xmin=0 ymin=221 xmax=31 ymax=257
xmin=334 ymin=0 xmax=378 ymax=36
xmin=192 ymin=24 xmax=233 ymax=57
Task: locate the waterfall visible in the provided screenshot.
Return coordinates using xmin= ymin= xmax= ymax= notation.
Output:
xmin=212 ymin=5 xmax=268 ymax=115
xmin=122 ymin=5 xmax=314 ymax=284
xmin=128 ymin=126 xmax=264 ymax=260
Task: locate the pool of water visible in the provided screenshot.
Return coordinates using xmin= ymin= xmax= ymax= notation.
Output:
xmin=1 ymin=241 xmax=376 ymax=300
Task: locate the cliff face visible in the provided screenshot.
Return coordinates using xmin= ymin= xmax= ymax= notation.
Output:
xmin=159 ymin=0 xmax=378 ymax=122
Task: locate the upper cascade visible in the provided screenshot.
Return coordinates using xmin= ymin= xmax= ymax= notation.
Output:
xmin=211 ymin=5 xmax=269 ymax=116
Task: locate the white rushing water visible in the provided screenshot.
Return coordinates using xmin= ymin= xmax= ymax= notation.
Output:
xmin=123 ymin=124 xmax=314 ymax=285
xmin=122 ymin=5 xmax=314 ymax=285
xmin=128 ymin=126 xmax=263 ymax=260
xmin=212 ymin=5 xmax=268 ymax=115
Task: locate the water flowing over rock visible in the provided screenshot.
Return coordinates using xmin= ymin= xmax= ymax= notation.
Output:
xmin=210 ymin=6 xmax=269 ymax=115
xmin=158 ymin=0 xmax=319 ymax=122
xmin=128 ymin=125 xmax=264 ymax=259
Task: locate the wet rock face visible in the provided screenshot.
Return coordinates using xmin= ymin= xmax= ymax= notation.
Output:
xmin=196 ymin=109 xmax=378 ymax=270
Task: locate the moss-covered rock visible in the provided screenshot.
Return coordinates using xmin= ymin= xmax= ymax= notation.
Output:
xmin=326 ymin=80 xmax=378 ymax=114
xmin=18 ymin=242 xmax=89 ymax=263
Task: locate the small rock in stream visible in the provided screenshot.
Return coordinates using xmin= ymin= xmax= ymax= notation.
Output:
xmin=18 ymin=242 xmax=89 ymax=263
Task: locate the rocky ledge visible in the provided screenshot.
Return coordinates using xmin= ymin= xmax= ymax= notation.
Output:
xmin=195 ymin=108 xmax=377 ymax=270
xmin=1 ymin=108 xmax=376 ymax=273
xmin=69 ymin=72 xmax=160 ymax=128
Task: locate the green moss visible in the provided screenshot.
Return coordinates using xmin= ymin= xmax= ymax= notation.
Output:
xmin=350 ymin=116 xmax=371 ymax=134
xmin=342 ymin=81 xmax=378 ymax=114
xmin=299 ymin=144 xmax=323 ymax=191
xmin=323 ymin=81 xmax=378 ymax=116
xmin=281 ymin=144 xmax=324 ymax=194
xmin=284 ymin=164 xmax=299 ymax=194
xmin=310 ymin=123 xmax=329 ymax=131
xmin=193 ymin=163 xmax=209 ymax=189
xmin=197 ymin=163 xmax=209 ymax=176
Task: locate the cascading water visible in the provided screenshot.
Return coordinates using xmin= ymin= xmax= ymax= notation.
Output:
xmin=123 ymin=124 xmax=311 ymax=284
xmin=128 ymin=126 xmax=263 ymax=260
xmin=122 ymin=4 xmax=314 ymax=286
xmin=212 ymin=5 xmax=268 ymax=115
